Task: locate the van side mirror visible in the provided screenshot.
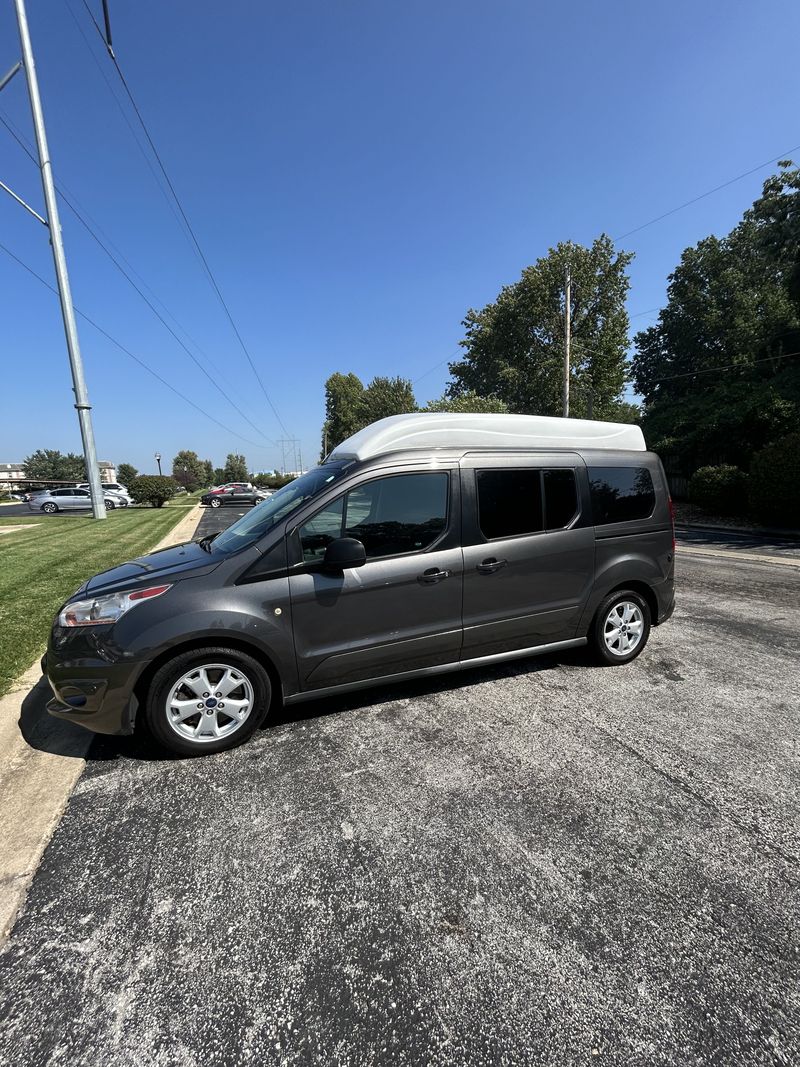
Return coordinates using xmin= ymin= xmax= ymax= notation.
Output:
xmin=323 ymin=537 xmax=366 ymax=571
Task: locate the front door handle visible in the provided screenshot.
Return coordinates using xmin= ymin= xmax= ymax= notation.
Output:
xmin=477 ymin=557 xmax=507 ymax=574
xmin=418 ymin=567 xmax=450 ymax=584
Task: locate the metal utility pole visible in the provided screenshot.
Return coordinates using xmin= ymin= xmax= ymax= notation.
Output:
xmin=13 ymin=0 xmax=105 ymax=519
xmin=562 ymin=264 xmax=571 ymax=418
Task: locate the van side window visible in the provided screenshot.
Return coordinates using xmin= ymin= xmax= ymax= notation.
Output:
xmin=477 ymin=470 xmax=543 ymax=539
xmin=543 ymin=469 xmax=578 ymax=528
xmin=589 ymin=466 xmax=656 ymax=524
xmin=297 ymin=472 xmax=449 ymax=564
xmin=345 ymin=473 xmax=448 ymax=558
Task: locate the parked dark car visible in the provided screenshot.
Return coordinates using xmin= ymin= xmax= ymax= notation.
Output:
xmin=45 ymin=414 xmax=675 ymax=757
xmin=200 ymin=485 xmax=266 ymax=508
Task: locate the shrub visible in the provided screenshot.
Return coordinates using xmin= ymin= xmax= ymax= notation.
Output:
xmin=688 ymin=465 xmax=749 ymax=516
xmin=130 ymin=475 xmax=178 ymax=509
xmin=748 ymin=432 xmax=800 ymax=528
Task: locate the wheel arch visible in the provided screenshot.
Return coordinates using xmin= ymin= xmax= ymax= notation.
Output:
xmin=132 ymin=635 xmax=285 ymax=726
xmin=599 ymin=580 xmax=658 ymax=625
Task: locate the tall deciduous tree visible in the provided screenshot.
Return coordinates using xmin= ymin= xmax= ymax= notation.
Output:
xmin=631 ymin=163 xmax=800 ymax=472
xmin=362 ymin=376 xmax=417 ymax=422
xmin=117 ymin=463 xmax=138 ymax=486
xmin=321 ymin=372 xmax=365 ymax=455
xmin=201 ymin=460 xmax=214 ymax=487
xmin=448 ymin=238 xmax=633 ymax=419
xmin=223 ymin=453 xmax=248 ymax=481
xmin=172 ymin=450 xmax=205 ymax=492
xmin=23 ymin=449 xmax=86 ymax=482
xmin=321 ymin=372 xmax=417 ymax=453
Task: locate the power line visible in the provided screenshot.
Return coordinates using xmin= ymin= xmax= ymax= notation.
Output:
xmin=78 ymin=0 xmax=292 ymax=438
xmin=641 ymin=349 xmax=800 ymax=386
xmin=614 ymin=143 xmax=800 ymax=243
xmin=0 ymin=110 xmax=275 ymax=446
xmin=0 ymin=239 xmax=274 ymax=452
xmin=0 ymin=106 xmax=235 ymax=385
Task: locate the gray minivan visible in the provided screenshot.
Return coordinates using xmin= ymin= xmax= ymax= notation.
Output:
xmin=45 ymin=414 xmax=675 ymax=756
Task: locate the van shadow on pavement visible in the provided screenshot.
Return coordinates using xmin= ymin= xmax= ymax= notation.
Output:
xmin=20 ymin=648 xmax=589 ymax=765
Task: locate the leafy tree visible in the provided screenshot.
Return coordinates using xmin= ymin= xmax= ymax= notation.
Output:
xmin=361 ymin=376 xmax=417 ymax=422
xmin=321 ymin=372 xmax=366 ymax=455
xmin=201 ymin=460 xmax=214 ymax=488
xmin=117 ymin=463 xmax=138 ymax=486
xmin=631 ymin=163 xmax=800 ymax=476
xmin=213 ymin=467 xmax=226 ymax=486
xmin=130 ymin=475 xmax=178 ymax=508
xmin=23 ymin=449 xmax=85 ymax=483
xmin=171 ymin=450 xmax=205 ymax=492
xmin=422 ymin=391 xmax=509 ymax=413
xmin=321 ymin=372 xmax=416 ymax=454
xmin=223 ymin=453 xmax=248 ymax=482
xmin=448 ymin=237 xmax=633 ymax=419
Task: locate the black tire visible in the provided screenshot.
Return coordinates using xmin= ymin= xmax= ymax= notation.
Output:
xmin=590 ymin=589 xmax=651 ymax=666
xmin=42 ymin=502 xmax=58 ymax=514
xmin=145 ymin=646 xmax=272 ymax=756
xmin=105 ymin=500 xmax=115 ymax=510
xmin=210 ymin=497 xmax=222 ymax=508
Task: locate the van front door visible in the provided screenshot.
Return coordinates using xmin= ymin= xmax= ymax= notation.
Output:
xmin=460 ymin=454 xmax=594 ymax=658
xmin=288 ymin=469 xmax=463 ymax=691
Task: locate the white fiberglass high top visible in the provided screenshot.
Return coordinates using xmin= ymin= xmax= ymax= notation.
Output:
xmin=329 ymin=412 xmax=646 ymax=462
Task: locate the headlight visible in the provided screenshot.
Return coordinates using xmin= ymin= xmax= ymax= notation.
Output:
xmin=58 ymin=584 xmax=171 ymax=627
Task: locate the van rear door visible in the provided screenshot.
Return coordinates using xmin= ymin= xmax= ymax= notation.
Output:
xmin=460 ymin=452 xmax=594 ymax=657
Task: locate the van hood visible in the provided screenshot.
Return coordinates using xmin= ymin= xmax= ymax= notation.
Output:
xmin=81 ymin=540 xmax=222 ymax=595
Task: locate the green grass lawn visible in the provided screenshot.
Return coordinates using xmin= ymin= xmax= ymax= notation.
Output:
xmin=0 ymin=508 xmax=187 ymax=697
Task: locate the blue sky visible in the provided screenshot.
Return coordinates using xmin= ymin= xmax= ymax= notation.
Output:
xmin=1 ymin=0 xmax=798 ymax=475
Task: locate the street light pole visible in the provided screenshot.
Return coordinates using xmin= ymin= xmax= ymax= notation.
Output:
xmin=154 ymin=452 xmax=162 ymax=476
xmin=13 ymin=0 xmax=105 ymax=520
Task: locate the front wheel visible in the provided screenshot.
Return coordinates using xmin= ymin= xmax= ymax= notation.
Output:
xmin=145 ymin=647 xmax=272 ymax=756
xmin=210 ymin=497 xmax=222 ymax=508
xmin=42 ymin=502 xmax=58 ymax=514
xmin=590 ymin=590 xmax=651 ymax=666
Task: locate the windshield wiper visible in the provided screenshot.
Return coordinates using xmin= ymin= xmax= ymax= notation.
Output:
xmin=196 ymin=533 xmax=218 ymax=553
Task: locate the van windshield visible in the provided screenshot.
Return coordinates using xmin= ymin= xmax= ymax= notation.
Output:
xmin=209 ymin=463 xmax=352 ymax=555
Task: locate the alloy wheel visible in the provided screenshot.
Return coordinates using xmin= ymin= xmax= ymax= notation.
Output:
xmin=165 ymin=663 xmax=255 ymax=744
xmin=603 ymin=601 xmax=645 ymax=656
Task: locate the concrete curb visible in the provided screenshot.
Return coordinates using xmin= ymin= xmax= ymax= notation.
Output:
xmin=679 ymin=545 xmax=800 ymax=568
xmin=0 ymin=503 xmax=202 ymax=946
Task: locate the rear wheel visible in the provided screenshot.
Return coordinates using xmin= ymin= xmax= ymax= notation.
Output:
xmin=590 ymin=590 xmax=651 ymax=666
xmin=145 ymin=646 xmax=272 ymax=756
xmin=42 ymin=502 xmax=58 ymax=514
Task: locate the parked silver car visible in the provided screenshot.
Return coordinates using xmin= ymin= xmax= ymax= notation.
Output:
xmin=28 ymin=488 xmax=123 ymax=513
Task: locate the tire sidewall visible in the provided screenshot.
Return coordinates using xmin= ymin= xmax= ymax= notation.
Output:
xmin=592 ymin=590 xmax=651 ymax=666
xmin=42 ymin=503 xmax=57 ymax=514
xmin=211 ymin=497 xmax=222 ymax=508
xmin=145 ymin=646 xmax=272 ymax=756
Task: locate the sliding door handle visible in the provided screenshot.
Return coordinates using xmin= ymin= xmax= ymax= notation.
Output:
xmin=477 ymin=557 xmax=507 ymax=574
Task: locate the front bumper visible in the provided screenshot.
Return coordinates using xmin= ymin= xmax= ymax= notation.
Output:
xmin=45 ymin=643 xmax=142 ymax=736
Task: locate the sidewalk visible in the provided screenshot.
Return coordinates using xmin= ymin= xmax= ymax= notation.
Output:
xmin=0 ymin=504 xmax=202 ymax=943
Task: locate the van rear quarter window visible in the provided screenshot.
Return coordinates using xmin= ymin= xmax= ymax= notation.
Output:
xmin=589 ymin=466 xmax=656 ymax=525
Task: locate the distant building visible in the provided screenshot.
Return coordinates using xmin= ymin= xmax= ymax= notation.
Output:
xmin=0 ymin=461 xmax=117 ymax=488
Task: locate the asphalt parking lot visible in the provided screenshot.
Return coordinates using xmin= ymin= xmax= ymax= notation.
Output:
xmin=1 ymin=527 xmax=798 ymax=1065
